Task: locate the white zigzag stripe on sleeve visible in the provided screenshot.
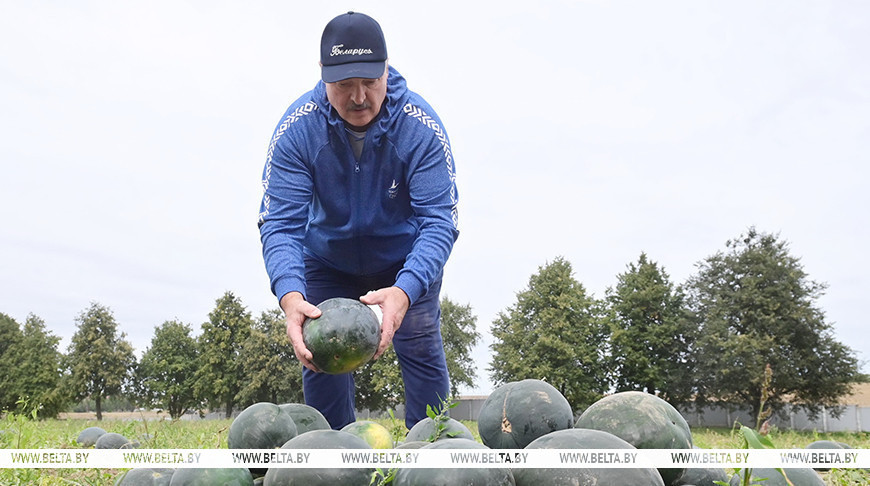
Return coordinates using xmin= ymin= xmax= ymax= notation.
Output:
xmin=258 ymin=102 xmax=318 ymax=225
xmin=402 ymin=103 xmax=459 ymax=229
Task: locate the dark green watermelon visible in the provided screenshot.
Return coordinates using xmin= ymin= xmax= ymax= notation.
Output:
xmin=168 ymin=468 xmax=253 ymax=486
xmin=114 ymin=468 xmax=175 ymax=486
xmin=96 ymin=432 xmax=137 ymax=449
xmin=673 ymin=466 xmax=729 ymax=486
xmin=278 ymin=403 xmax=330 ymax=434
xmin=404 ymin=416 xmax=474 ymax=442
xmin=393 ymin=438 xmax=515 ymax=485
xmin=575 ymin=391 xmax=692 ymax=485
xmin=806 ymin=439 xmax=847 ymax=450
xmin=229 ymin=402 xmax=298 ymax=477
xmin=478 ymin=379 xmax=573 ymax=449
xmin=729 ymin=468 xmax=824 ymax=486
xmin=262 ymin=429 xmax=373 ymax=485
xmin=513 ymin=428 xmax=664 ymax=486
xmin=77 ymin=426 xmax=107 ymax=447
xmin=228 ymin=402 xmax=298 ymax=450
xmin=302 ymin=298 xmax=380 ymax=374
xmin=805 ymin=440 xmax=846 ymax=471
xmin=395 ymin=440 xmax=430 ymax=449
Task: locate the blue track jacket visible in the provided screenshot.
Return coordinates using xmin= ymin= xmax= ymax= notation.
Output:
xmin=258 ymin=67 xmax=459 ymax=306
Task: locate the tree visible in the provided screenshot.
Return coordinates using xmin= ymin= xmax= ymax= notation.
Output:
xmin=8 ymin=314 xmax=67 ymax=418
xmin=65 ymin=303 xmax=136 ymax=420
xmin=355 ymin=346 xmax=404 ymax=413
xmin=355 ymin=296 xmax=481 ymax=412
xmin=686 ymin=228 xmax=861 ymax=420
xmin=489 ymin=257 xmax=610 ymax=411
xmin=604 ymin=253 xmax=696 ymax=404
xmin=194 ymin=291 xmax=252 ymax=418
xmin=440 ymin=296 xmax=481 ymax=398
xmin=0 ymin=313 xmax=24 ymax=412
xmin=0 ymin=313 xmax=22 ymax=360
xmin=136 ymin=320 xmax=200 ymax=419
xmin=236 ymin=308 xmax=303 ymax=406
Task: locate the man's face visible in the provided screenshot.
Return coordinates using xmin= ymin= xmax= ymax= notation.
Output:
xmin=325 ymin=65 xmax=388 ymax=130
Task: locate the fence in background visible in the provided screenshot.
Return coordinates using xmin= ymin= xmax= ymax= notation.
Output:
xmin=678 ymin=403 xmax=869 ymax=433
xmin=178 ymin=395 xmax=870 ymax=433
xmin=449 ymin=397 xmax=869 ymax=433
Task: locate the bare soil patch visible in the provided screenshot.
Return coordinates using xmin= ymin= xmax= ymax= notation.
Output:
xmin=58 ymin=411 xmax=169 ymax=421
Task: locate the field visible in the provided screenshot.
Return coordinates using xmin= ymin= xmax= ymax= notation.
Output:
xmin=2 ymin=414 xmax=870 ymax=485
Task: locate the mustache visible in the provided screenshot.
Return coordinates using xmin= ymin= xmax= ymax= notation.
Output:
xmin=347 ymin=101 xmax=370 ymax=111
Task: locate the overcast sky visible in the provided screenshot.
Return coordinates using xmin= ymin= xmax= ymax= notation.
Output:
xmin=2 ymin=1 xmax=868 ymax=396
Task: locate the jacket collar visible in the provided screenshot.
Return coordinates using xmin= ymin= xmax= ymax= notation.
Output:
xmin=316 ymin=66 xmax=408 ymax=140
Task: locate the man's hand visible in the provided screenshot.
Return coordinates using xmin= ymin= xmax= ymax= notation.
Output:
xmin=360 ymin=286 xmax=409 ymax=359
xmin=280 ymin=291 xmax=322 ymax=372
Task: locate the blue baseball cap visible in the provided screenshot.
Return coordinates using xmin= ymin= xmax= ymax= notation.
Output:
xmin=320 ymin=12 xmax=388 ymax=83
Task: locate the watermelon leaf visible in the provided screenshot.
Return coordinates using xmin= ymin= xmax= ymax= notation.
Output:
xmin=739 ymin=426 xmax=769 ymax=449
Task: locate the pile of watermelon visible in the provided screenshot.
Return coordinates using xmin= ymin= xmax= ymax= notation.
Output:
xmin=112 ymin=400 xmax=355 ymax=485
xmin=111 ymin=385 xmax=829 ymax=486
xmin=477 ymin=380 xmax=675 ymax=486
xmin=108 ymin=299 xmax=827 ymax=485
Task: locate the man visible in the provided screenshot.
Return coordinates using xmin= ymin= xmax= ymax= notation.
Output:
xmin=258 ymin=11 xmax=459 ymax=430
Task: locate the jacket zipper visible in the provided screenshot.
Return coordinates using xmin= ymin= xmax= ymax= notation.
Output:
xmin=350 ymin=130 xmax=364 ymax=271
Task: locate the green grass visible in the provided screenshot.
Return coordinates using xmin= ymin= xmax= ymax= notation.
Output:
xmin=691 ymin=426 xmax=870 ymax=449
xmin=0 ymin=417 xmax=233 ymax=485
xmin=2 ymin=417 xmax=869 ymax=485
xmin=691 ymin=426 xmax=870 ymax=486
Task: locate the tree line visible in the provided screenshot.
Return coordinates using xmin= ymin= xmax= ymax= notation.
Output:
xmin=490 ymin=227 xmax=864 ymax=421
xmin=0 ymin=227 xmax=863 ymax=422
xmin=0 ymin=293 xmax=481 ymax=420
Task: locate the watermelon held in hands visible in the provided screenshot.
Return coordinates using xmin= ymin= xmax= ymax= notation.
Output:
xmin=574 ymin=391 xmax=693 ymax=486
xmin=302 ymin=298 xmax=381 ymax=374
xmin=477 ymin=379 xmax=574 ymax=449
